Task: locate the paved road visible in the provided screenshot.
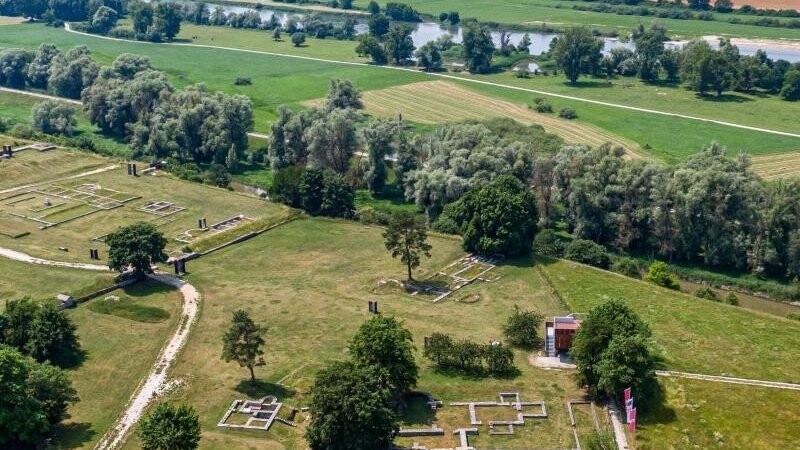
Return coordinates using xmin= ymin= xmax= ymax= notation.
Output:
xmin=59 ymin=24 xmax=800 ymax=140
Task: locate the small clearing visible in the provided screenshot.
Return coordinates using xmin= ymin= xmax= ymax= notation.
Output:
xmin=750 ymin=151 xmax=800 ymax=179
xmin=319 ymin=81 xmax=640 ymax=156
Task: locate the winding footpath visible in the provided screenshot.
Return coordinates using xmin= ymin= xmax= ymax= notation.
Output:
xmin=0 ymin=246 xmax=200 ymax=450
xmin=57 ymin=24 xmax=800 ymax=140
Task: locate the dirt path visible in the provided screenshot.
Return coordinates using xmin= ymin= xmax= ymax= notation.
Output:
xmin=0 ymin=246 xmax=111 ymax=271
xmin=656 ymin=370 xmax=800 ymax=391
xmin=0 ymin=247 xmax=201 ymax=450
xmin=59 ymin=24 xmax=800 ymax=140
xmin=0 ymin=86 xmax=81 ymax=104
xmin=95 ymin=272 xmax=200 ymax=450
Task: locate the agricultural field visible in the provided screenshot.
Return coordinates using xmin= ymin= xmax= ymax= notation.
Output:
xmin=354 ymin=0 xmax=800 ymax=40
xmin=0 ymin=258 xmax=183 ymax=450
xmin=326 ymin=80 xmax=640 ymax=154
xmin=750 ymin=151 xmax=800 ymax=179
xmin=0 ymin=148 xmax=291 ymax=264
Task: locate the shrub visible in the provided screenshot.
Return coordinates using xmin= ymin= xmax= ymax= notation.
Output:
xmin=565 ymin=239 xmax=611 ymax=269
xmin=502 ymin=305 xmax=544 ymax=349
xmin=644 ymin=261 xmax=680 ymax=290
xmin=423 ymin=332 xmax=517 ymax=377
xmin=559 ymin=107 xmax=578 ymax=119
xmin=531 ymin=97 xmax=553 ymax=113
xmin=291 ymin=32 xmax=306 ymax=47
xmin=724 ymin=292 xmax=739 ymax=306
xmin=357 ymin=207 xmax=391 ymax=226
xmin=694 ymin=286 xmax=719 ymax=301
xmin=108 ymin=26 xmax=135 ymax=39
xmin=611 ymin=257 xmax=641 ymax=279
xmin=787 ymin=313 xmax=800 ymax=321
xmin=586 ymin=431 xmax=616 ymax=450
xmin=532 ymin=229 xmax=565 ymax=257
xmin=234 ymin=77 xmax=252 ymax=86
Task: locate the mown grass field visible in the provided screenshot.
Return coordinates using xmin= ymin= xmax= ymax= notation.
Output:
xmin=0 ymin=258 xmax=182 ymax=450
xmin=331 ymin=80 xmax=640 ymax=154
xmin=356 ymin=0 xmax=800 ymax=40
xmin=538 ymin=258 xmax=800 ymax=382
xmin=0 ymin=149 xmax=290 ymax=263
xmin=750 ymin=151 xmax=800 ymax=179
xmin=0 ymin=143 xmax=109 ymax=191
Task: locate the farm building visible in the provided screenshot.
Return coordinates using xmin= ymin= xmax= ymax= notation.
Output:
xmin=545 ymin=315 xmax=582 ymax=357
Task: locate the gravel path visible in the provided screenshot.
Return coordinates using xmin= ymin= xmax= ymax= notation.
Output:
xmin=0 ymin=247 xmax=200 ymax=450
xmin=0 ymin=247 xmax=111 ymax=271
xmin=94 ymin=273 xmax=200 ymax=450
xmin=60 ymin=24 xmax=800 ymax=140
xmin=656 ymin=370 xmax=800 ymax=391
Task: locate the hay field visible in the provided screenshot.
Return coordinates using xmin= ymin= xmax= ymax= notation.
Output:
xmin=349 ymin=81 xmax=640 ymax=155
xmin=750 ymin=151 xmax=800 ymax=180
xmin=0 ymin=152 xmax=290 ymax=263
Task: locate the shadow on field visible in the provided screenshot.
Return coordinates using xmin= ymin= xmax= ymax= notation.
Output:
xmin=697 ymin=92 xmax=754 ymax=103
xmin=121 ymin=280 xmax=178 ymax=298
xmin=54 ymin=422 xmax=96 ymax=449
xmin=235 ymin=379 xmax=296 ymax=399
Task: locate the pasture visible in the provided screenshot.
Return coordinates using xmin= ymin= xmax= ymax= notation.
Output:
xmin=0 ymin=149 xmax=290 ymax=263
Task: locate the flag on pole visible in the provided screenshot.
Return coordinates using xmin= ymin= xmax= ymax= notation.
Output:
xmin=627 ymin=408 xmax=637 ymax=432
xmin=624 ymin=387 xmax=632 ymax=404
xmin=626 ymin=397 xmax=634 ymax=410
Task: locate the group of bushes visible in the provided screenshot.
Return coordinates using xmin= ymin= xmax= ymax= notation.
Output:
xmin=423 ymin=332 xmax=517 ymax=377
xmin=270 ymin=165 xmax=355 ymax=218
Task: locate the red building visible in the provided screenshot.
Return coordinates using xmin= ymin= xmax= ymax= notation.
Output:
xmin=545 ymin=315 xmax=582 ymax=356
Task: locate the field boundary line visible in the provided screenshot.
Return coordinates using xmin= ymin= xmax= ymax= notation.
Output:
xmin=656 ymin=370 xmax=800 ymax=390
xmin=59 ymin=24 xmax=800 ymax=140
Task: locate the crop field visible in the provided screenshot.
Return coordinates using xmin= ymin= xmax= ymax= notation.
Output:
xmin=0 ymin=150 xmax=290 ymax=263
xmin=357 ymin=0 xmax=800 ymax=40
xmin=750 ymin=151 xmax=800 ymax=179
xmin=345 ymin=81 xmax=640 ymax=155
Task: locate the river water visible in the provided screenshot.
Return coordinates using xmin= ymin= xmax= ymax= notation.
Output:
xmin=172 ymin=1 xmax=800 ymax=62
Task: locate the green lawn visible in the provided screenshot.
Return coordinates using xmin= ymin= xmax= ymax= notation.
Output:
xmin=538 ymin=258 xmax=800 ymax=382
xmin=357 ymin=0 xmax=800 ymax=40
xmin=640 ymin=377 xmax=800 ymax=450
xmin=0 ymin=256 xmax=115 ymax=304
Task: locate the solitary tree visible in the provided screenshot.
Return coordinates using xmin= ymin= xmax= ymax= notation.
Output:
xmin=461 ymin=21 xmax=494 ymax=73
xmin=306 ymin=361 xmax=397 ymax=450
xmin=291 ymin=31 xmax=306 ymax=47
xmin=31 ymin=100 xmax=77 ymax=136
xmin=221 ymin=310 xmax=265 ymax=382
xmin=502 ymin=305 xmax=544 ymax=349
xmin=384 ymin=211 xmax=432 ymax=281
xmin=552 ymin=27 xmax=602 ymax=84
xmin=349 ymin=316 xmax=418 ymax=399
xmin=106 ymin=222 xmax=168 ymax=277
xmin=138 ymin=403 xmax=201 ymax=450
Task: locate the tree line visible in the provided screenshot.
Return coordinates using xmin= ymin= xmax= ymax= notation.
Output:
xmin=552 ymin=24 xmax=800 ymax=100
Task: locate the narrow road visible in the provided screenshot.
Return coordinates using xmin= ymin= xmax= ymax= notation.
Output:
xmin=59 ymin=24 xmax=800 ymax=140
xmin=0 ymin=247 xmax=201 ymax=450
xmin=95 ymin=273 xmax=200 ymax=450
xmin=656 ymin=370 xmax=800 ymax=391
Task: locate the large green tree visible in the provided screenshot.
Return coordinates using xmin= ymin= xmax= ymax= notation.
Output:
xmin=106 ymin=222 xmax=168 ymax=277
xmin=350 ymin=316 xmax=418 ymax=398
xmin=552 ymin=27 xmax=602 ymax=83
xmin=138 ymin=402 xmax=201 ymax=450
xmin=461 ymin=21 xmax=494 ymax=74
xmin=306 ymin=361 xmax=397 ymax=450
xmin=221 ymin=310 xmax=266 ymax=382
xmin=383 ymin=211 xmax=432 ymax=281
xmin=384 ymin=23 xmax=416 ymax=64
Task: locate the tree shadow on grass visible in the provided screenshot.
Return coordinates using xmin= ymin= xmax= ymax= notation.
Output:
xmin=121 ymin=279 xmax=177 ymax=298
xmin=561 ymin=79 xmax=612 ymax=89
xmin=53 ymin=422 xmax=96 ymax=449
xmin=696 ymin=92 xmax=754 ymax=103
xmin=234 ymin=379 xmax=296 ymax=399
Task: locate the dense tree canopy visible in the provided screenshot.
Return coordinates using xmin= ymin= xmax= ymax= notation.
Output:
xmin=1 ymin=298 xmax=81 ymax=367
xmin=350 ymin=315 xmax=418 ymax=398
xmin=461 ymin=21 xmax=494 ymax=74
xmin=138 ymin=403 xmax=201 ymax=450
xmin=32 ymin=100 xmax=77 ymax=136
xmin=106 ymin=222 xmax=168 ymax=276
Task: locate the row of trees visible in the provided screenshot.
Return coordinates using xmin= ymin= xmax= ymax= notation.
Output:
xmin=552 ymin=24 xmax=800 ymax=100
xmin=0 ymin=44 xmax=98 ymax=96
xmin=423 ymin=333 xmax=516 ymax=376
xmin=0 ymin=0 xmax=124 ymax=22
